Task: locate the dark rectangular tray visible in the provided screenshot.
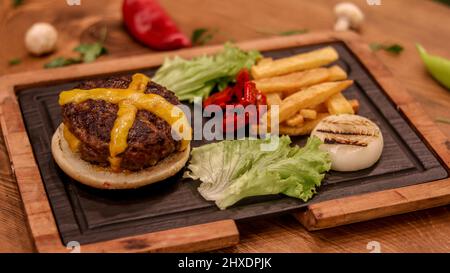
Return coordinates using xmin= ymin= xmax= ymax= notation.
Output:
xmin=18 ymin=42 xmax=448 ymax=245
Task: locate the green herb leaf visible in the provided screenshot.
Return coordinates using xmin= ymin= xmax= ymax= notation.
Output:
xmin=12 ymin=0 xmax=23 ymax=7
xmin=191 ymin=28 xmax=215 ymax=46
xmin=43 ymin=30 xmax=108 ymax=69
xmin=370 ymin=43 xmax=404 ymax=55
xmin=279 ymin=29 xmax=309 ymax=36
xmin=74 ymin=42 xmax=107 ymax=63
xmin=385 ymin=44 xmax=404 ymax=54
xmin=44 ymin=57 xmax=81 ymax=69
xmin=8 ymin=58 xmax=21 ymax=66
xmin=436 ymin=117 xmax=450 ymax=125
xmin=191 ymin=28 xmax=207 ymax=44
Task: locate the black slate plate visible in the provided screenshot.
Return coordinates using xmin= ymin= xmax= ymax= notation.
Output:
xmin=18 ymin=41 xmax=448 ymax=245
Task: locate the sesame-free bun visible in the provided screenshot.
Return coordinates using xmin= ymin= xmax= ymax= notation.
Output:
xmin=51 ymin=124 xmax=190 ymax=189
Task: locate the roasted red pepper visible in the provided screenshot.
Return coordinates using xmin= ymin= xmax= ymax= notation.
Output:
xmin=202 ymin=68 xmax=267 ymax=133
xmin=122 ymin=0 xmax=191 ymax=50
xmin=203 ymin=87 xmax=232 ymax=109
xmin=232 ymin=69 xmax=250 ymax=99
xmin=241 ymin=81 xmax=257 ymax=106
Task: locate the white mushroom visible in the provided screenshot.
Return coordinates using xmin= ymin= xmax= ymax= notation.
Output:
xmin=25 ymin=22 xmax=58 ymax=56
xmin=334 ymin=2 xmax=364 ymax=31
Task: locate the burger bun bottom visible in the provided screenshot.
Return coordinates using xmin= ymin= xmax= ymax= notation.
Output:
xmin=51 ymin=124 xmax=190 ymax=190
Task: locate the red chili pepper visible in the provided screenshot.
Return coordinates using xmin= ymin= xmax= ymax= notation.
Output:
xmin=236 ymin=69 xmax=250 ymax=84
xmin=232 ymin=69 xmax=250 ymax=99
xmin=203 ymin=68 xmax=267 ymax=133
xmin=233 ymin=83 xmax=243 ymax=100
xmin=241 ymin=81 xmax=257 ymax=106
xmin=203 ymin=87 xmax=232 ymax=108
xmin=122 ymin=0 xmax=191 ymax=50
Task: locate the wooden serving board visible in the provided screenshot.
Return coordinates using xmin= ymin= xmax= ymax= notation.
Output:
xmin=0 ymin=31 xmax=449 ymax=252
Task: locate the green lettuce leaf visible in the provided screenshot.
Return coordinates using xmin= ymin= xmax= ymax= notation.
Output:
xmin=153 ymin=43 xmax=261 ymax=102
xmin=184 ymin=136 xmax=331 ymax=210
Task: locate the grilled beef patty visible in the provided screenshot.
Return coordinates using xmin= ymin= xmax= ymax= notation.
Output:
xmin=62 ymin=76 xmax=181 ymax=171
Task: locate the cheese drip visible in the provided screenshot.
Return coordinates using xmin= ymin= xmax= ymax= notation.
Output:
xmin=63 ymin=125 xmax=80 ymax=152
xmin=59 ymin=73 xmax=191 ymax=171
xmin=128 ymin=73 xmax=150 ymax=91
xmin=109 ymin=101 xmax=138 ymax=171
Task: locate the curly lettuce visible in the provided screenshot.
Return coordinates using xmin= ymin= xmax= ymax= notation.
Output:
xmin=184 ymin=136 xmax=331 ymax=209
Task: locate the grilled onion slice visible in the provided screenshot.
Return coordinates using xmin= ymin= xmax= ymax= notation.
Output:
xmin=311 ymin=114 xmax=383 ymax=172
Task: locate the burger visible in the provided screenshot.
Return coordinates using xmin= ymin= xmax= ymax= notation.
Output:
xmin=51 ymin=73 xmax=191 ymax=189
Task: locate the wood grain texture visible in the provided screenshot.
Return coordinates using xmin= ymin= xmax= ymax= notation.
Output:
xmin=0 ymin=125 xmax=35 ymax=252
xmin=220 ymin=206 xmax=450 ymax=253
xmin=0 ymin=0 xmax=449 ymax=253
xmin=296 ymin=179 xmax=450 ymax=230
xmin=36 ymin=220 xmax=239 ymax=253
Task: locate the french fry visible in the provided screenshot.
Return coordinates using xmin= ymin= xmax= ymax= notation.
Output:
xmin=253 ymin=65 xmax=347 ymax=95
xmin=299 ymin=109 xmax=317 ymax=119
xmin=276 ymin=80 xmax=353 ymax=123
xmin=266 ymin=92 xmax=283 ymax=107
xmin=327 ymin=65 xmax=347 ymax=81
xmin=349 ymin=99 xmax=360 ymax=113
xmin=310 ymin=103 xmax=328 ymax=113
xmin=257 ymin=57 xmax=273 ymax=65
xmin=251 ymin=47 xmax=339 ymax=79
xmin=285 ymin=109 xmax=316 ymax=128
xmin=325 ymin=93 xmax=355 ymax=115
xmin=279 ymin=113 xmax=329 ymax=136
xmin=254 ymin=68 xmax=328 ymax=94
xmin=285 ymin=112 xmax=304 ymax=127
xmin=312 ymin=99 xmax=356 ymax=114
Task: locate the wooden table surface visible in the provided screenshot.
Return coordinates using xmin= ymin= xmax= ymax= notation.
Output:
xmin=1 ymin=0 xmax=449 ymax=253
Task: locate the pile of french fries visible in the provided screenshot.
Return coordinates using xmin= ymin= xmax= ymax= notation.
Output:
xmin=251 ymin=46 xmax=359 ymax=136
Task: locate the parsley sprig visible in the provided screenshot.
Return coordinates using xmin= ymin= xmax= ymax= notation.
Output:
xmin=44 ymin=27 xmax=108 ymax=68
xmin=8 ymin=58 xmax=21 ymax=66
xmin=191 ymin=28 xmax=216 ymax=46
xmin=370 ymin=43 xmax=404 ymax=55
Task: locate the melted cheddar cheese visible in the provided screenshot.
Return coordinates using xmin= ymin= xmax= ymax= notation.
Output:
xmin=108 ymin=101 xmax=138 ymax=171
xmin=59 ymin=73 xmax=191 ymax=172
xmin=63 ymin=125 xmax=80 ymax=152
xmin=128 ymin=73 xmax=150 ymax=91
